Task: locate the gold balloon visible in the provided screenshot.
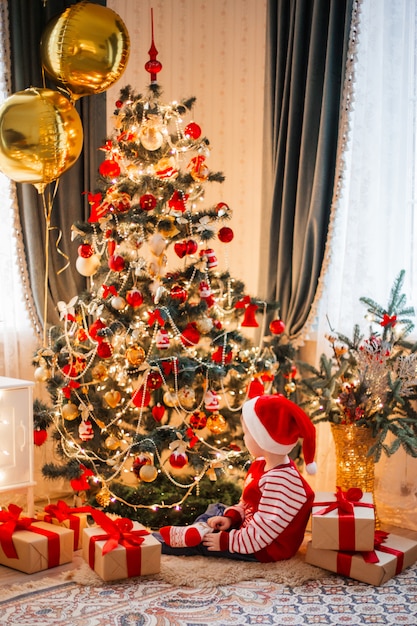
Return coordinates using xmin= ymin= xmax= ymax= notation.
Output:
xmin=40 ymin=2 xmax=130 ymax=100
xmin=0 ymin=88 xmax=83 ymax=192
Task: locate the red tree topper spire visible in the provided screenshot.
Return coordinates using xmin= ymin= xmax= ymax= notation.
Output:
xmin=144 ymin=9 xmax=162 ymax=83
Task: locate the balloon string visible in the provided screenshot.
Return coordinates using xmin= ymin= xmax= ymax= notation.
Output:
xmin=40 ymin=179 xmax=61 ymax=347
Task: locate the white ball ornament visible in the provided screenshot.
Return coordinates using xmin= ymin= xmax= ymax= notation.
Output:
xmin=111 ymin=296 xmax=126 ymax=310
xmin=34 ymin=365 xmax=50 ymax=382
xmin=76 ymin=254 xmax=100 ymax=277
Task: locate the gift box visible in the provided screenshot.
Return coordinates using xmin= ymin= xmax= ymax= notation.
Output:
xmin=36 ymin=500 xmax=92 ymax=550
xmin=0 ymin=504 xmax=74 ymax=574
xmin=83 ymin=510 xmax=161 ymax=581
xmin=311 ymin=487 xmax=375 ymax=551
xmin=306 ymin=531 xmax=417 ymax=586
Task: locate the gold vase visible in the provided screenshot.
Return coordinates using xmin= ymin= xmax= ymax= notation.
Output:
xmin=331 ymin=422 xmax=379 ymax=528
xmin=331 ymin=423 xmax=376 ymax=493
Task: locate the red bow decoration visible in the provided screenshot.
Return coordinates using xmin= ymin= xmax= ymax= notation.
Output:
xmin=101 ymin=285 xmax=118 ymax=299
xmin=44 ymin=501 xmax=93 ymax=550
xmin=90 ymin=509 xmax=149 ymax=555
xmin=381 ymin=313 xmax=397 ymax=327
xmin=314 ymin=487 xmax=374 ymax=552
xmin=70 ymin=464 xmax=95 ymax=492
xmin=0 ymin=504 xmax=33 ymax=558
xmin=148 ymin=309 xmax=166 ymax=327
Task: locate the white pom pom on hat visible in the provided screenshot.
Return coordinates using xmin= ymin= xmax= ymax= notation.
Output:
xmin=242 ymin=394 xmax=317 ymax=474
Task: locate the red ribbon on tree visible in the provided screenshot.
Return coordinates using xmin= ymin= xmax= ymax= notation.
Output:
xmin=314 ymin=487 xmax=374 ymax=551
xmin=0 ymin=504 xmax=60 ymax=567
xmin=88 ymin=509 xmax=149 ymax=577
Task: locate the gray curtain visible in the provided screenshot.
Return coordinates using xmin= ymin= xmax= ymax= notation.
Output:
xmin=7 ymin=0 xmax=106 ymax=328
xmin=261 ymin=0 xmax=354 ymax=339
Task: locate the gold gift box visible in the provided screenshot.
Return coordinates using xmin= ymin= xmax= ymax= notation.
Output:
xmin=306 ymin=533 xmax=417 ymax=586
xmin=0 ymin=521 xmax=74 ymax=574
xmin=83 ymin=521 xmax=161 ymax=581
xmin=311 ymin=491 xmax=375 ymax=551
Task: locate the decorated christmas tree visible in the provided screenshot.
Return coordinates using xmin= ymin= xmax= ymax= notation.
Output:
xmin=33 ymin=42 xmax=296 ymax=528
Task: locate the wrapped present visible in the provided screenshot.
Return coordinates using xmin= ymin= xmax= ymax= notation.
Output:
xmin=311 ymin=487 xmax=375 ymax=551
xmin=306 ymin=530 xmax=417 ymax=586
xmin=0 ymin=503 xmax=74 ymax=574
xmin=83 ymin=509 xmax=161 ymax=581
xmin=36 ymin=500 xmax=92 ymax=550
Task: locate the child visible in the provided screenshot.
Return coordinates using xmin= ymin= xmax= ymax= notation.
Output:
xmin=156 ymin=393 xmax=316 ymax=562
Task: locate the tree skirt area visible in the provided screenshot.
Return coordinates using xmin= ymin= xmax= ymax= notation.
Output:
xmin=1 ymin=550 xmax=417 ymax=625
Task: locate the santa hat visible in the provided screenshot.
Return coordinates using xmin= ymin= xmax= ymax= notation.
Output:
xmin=242 ymin=394 xmax=317 ymax=474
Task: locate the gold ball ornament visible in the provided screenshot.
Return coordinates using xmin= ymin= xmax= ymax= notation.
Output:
xmin=61 ymin=402 xmax=79 ymax=421
xmin=105 ymin=435 xmax=120 ymax=450
xmin=40 ymin=3 xmax=130 ymax=100
xmin=139 ymin=464 xmax=158 ymax=482
xmin=284 ymin=381 xmax=297 ymax=395
xmin=163 ymin=389 xmax=178 ymax=408
xmin=177 ymin=385 xmax=196 ymax=409
xmin=206 ymin=412 xmax=227 ymax=434
xmin=0 ymin=88 xmax=83 ymax=193
xmin=95 ymin=485 xmax=112 ymax=507
xmin=91 ymin=362 xmax=108 ymax=381
xmin=34 ymin=365 xmax=50 ymax=382
xmin=126 ymin=345 xmax=146 ymax=366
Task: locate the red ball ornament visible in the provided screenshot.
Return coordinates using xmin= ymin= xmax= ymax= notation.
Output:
xmin=108 ymin=254 xmax=125 ymax=272
xmin=78 ymin=243 xmax=94 ymax=258
xmin=218 ymin=227 xmax=234 ymax=243
xmin=115 ymin=100 xmax=123 ymax=109
xmin=170 ymin=284 xmax=188 ymax=303
xmin=169 ymin=451 xmax=188 ymax=469
xmin=269 ymin=319 xmax=286 ymax=335
xmin=97 ymin=341 xmax=112 ymax=359
xmin=146 ymin=371 xmax=163 ymax=390
xmin=184 ymin=122 xmax=202 ymax=139
xmin=190 ymin=411 xmax=207 ymax=430
xmin=140 ymin=193 xmax=157 ymax=211
xmin=34 ymin=428 xmax=48 ymax=446
xmin=89 ymin=318 xmax=106 ymax=341
xmin=99 ymin=159 xmax=120 ymax=179
xmin=126 ymin=289 xmax=144 ymax=308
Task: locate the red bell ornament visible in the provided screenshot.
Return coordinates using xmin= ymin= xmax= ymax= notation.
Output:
xmin=181 ymin=322 xmax=200 ymax=346
xmin=241 ymin=304 xmax=259 ymax=328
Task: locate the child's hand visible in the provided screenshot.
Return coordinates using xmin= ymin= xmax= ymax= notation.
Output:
xmin=207 ymin=515 xmax=232 ymax=531
xmin=203 ymin=531 xmax=222 ymax=551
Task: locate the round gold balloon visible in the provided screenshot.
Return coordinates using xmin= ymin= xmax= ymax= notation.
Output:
xmin=0 ymin=88 xmax=83 ymax=192
xmin=40 ymin=2 xmax=130 ymax=100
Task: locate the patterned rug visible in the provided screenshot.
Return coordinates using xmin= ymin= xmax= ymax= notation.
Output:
xmin=1 ymin=556 xmax=417 ymax=625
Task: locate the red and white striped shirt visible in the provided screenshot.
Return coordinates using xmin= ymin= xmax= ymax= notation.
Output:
xmin=219 ymin=457 xmax=314 ymax=562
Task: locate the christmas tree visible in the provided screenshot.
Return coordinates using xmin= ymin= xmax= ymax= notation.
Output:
xmin=33 ymin=46 xmax=296 ymax=528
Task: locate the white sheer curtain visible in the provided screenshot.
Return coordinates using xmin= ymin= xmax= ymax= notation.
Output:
xmin=0 ymin=3 xmax=40 ymax=383
xmin=306 ymin=0 xmax=417 ymax=529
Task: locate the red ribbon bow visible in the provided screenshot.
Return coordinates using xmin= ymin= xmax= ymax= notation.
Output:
xmin=44 ymin=501 xmax=93 ymax=549
xmin=0 ymin=504 xmax=60 ymax=567
xmin=89 ymin=510 xmax=150 ymax=578
xmin=314 ymin=487 xmax=374 ymax=552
